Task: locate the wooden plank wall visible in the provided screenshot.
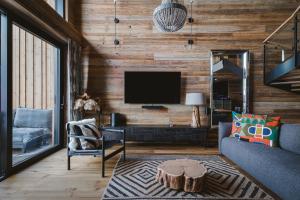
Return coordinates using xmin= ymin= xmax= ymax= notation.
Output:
xmin=12 ymin=24 xmax=55 ymax=110
xmin=66 ymin=0 xmax=77 ymax=28
xmin=73 ymin=0 xmax=300 ymax=126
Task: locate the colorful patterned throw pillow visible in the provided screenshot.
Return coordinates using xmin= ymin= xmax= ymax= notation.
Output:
xmin=230 ymin=112 xmax=267 ymax=138
xmin=239 ymin=116 xmax=281 ymax=147
xmin=241 ymin=113 xmax=267 ymax=124
xmin=230 ymin=112 xmax=242 ymax=138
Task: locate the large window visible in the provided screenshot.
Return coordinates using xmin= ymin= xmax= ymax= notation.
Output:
xmin=0 ymin=5 xmax=64 ymax=179
xmin=0 ymin=10 xmax=7 ymax=180
xmin=44 ymin=0 xmax=64 ymax=18
xmin=44 ymin=0 xmax=56 ymax=9
xmin=11 ymin=24 xmax=60 ymax=165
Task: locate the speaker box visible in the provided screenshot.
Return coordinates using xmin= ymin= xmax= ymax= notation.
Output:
xmin=110 ymin=113 xmax=126 ymax=127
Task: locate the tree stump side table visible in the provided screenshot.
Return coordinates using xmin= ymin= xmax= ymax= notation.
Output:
xmin=155 ymin=159 xmax=207 ymax=193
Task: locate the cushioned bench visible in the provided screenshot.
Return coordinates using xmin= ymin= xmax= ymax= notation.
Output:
xmin=219 ymin=122 xmax=300 ymax=200
xmin=13 ymin=108 xmax=53 ymax=153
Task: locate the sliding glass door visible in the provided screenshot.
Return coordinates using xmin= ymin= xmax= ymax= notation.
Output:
xmin=11 ymin=24 xmax=61 ymax=165
xmin=0 ymin=10 xmax=8 ymax=180
xmin=0 ymin=7 xmax=64 ymax=178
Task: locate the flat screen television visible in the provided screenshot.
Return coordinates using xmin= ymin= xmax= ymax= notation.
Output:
xmin=124 ymin=71 xmax=181 ymax=104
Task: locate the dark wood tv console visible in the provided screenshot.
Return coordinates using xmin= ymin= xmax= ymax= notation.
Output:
xmin=102 ymin=125 xmax=209 ymax=146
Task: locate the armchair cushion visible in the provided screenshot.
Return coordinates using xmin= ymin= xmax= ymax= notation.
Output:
xmin=74 ymin=123 xmax=102 ymax=150
xmin=67 ymin=118 xmax=99 ymax=151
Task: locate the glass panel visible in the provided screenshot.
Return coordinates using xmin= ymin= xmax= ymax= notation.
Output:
xmin=212 ymin=56 xmax=243 ymax=126
xmin=0 ymin=11 xmax=4 ymax=178
xmin=210 ymin=50 xmax=249 ymax=128
xmin=12 ymin=24 xmax=58 ymax=165
xmin=44 ymin=0 xmax=56 ymax=9
xmin=44 ymin=0 xmax=64 ymax=18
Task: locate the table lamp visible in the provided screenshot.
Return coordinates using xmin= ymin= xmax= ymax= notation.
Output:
xmin=185 ymin=93 xmax=205 ymax=128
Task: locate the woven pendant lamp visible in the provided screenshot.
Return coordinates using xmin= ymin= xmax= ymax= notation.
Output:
xmin=153 ymin=0 xmax=187 ymax=32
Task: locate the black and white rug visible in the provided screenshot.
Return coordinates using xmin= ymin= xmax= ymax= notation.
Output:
xmin=102 ymin=155 xmax=274 ymax=200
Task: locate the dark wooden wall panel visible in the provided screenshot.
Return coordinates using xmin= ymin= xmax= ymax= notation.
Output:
xmin=74 ymin=0 xmax=300 ymax=126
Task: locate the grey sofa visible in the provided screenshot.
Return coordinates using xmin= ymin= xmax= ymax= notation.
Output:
xmin=13 ymin=108 xmax=53 ymax=153
xmin=219 ymin=122 xmax=300 ymax=200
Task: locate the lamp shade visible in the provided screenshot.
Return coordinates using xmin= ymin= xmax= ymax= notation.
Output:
xmin=153 ymin=0 xmax=187 ymax=32
xmin=185 ymin=93 xmax=205 ymax=106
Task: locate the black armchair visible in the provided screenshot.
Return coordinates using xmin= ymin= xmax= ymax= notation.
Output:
xmin=66 ymin=123 xmax=126 ymax=177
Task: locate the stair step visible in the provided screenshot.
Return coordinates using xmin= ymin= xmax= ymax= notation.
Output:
xmin=281 ymin=72 xmax=300 ymax=78
xmin=265 ymin=53 xmax=299 ymax=84
xmin=280 ymin=77 xmax=300 ymax=82
xmin=291 ymin=83 xmax=300 ymax=87
xmin=271 ymin=80 xmax=300 ymax=85
xmin=280 ymin=69 xmax=300 ymax=80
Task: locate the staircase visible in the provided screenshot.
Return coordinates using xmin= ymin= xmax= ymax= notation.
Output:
xmin=263 ymin=6 xmax=300 ymax=93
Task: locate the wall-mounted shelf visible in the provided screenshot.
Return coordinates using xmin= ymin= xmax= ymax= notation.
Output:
xmin=214 ymin=109 xmax=232 ymax=113
xmin=141 ymin=105 xmax=166 ymax=110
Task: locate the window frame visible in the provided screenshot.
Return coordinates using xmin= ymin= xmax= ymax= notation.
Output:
xmin=0 ymin=3 xmax=67 ymax=179
xmin=55 ymin=0 xmax=65 ymax=18
xmin=0 ymin=9 xmax=12 ymax=181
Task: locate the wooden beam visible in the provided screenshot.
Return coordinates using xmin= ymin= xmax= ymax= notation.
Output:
xmin=0 ymin=0 xmax=82 ymax=44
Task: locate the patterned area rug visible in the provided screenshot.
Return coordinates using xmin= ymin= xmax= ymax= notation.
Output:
xmin=102 ymin=155 xmax=274 ymax=200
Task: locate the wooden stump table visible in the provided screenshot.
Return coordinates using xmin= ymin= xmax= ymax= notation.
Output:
xmin=155 ymin=159 xmax=207 ymax=193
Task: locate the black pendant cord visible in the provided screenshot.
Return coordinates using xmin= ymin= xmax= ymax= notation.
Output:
xmin=114 ymin=0 xmax=119 ymax=46
xmin=190 ymin=1 xmax=193 ymax=39
xmin=115 ymin=0 xmax=117 ymax=40
xmin=188 ymin=1 xmax=194 ymax=47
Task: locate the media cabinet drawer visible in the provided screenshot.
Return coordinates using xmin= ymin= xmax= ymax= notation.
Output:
xmin=123 ymin=126 xmax=208 ymax=145
xmin=126 ymin=127 xmax=157 ymax=142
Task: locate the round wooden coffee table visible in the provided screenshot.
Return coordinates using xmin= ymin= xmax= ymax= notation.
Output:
xmin=155 ymin=159 xmax=207 ymax=193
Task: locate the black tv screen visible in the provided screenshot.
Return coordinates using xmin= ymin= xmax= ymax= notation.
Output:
xmin=124 ymin=72 xmax=181 ymax=104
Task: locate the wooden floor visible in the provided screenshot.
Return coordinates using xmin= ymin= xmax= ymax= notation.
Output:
xmin=0 ymin=144 xmax=218 ymax=200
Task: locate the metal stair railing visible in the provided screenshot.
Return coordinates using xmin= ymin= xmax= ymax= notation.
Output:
xmin=263 ymin=5 xmax=300 ymax=93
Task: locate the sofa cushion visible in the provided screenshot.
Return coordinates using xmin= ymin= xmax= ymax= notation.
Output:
xmin=14 ymin=108 xmax=53 ymax=129
xmin=280 ymin=124 xmax=300 ymax=155
xmin=13 ymin=128 xmax=44 ymax=143
xmin=221 ymin=137 xmax=300 ymax=200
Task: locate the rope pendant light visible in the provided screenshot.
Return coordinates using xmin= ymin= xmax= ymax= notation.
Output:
xmin=153 ymin=0 xmax=187 ymax=32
